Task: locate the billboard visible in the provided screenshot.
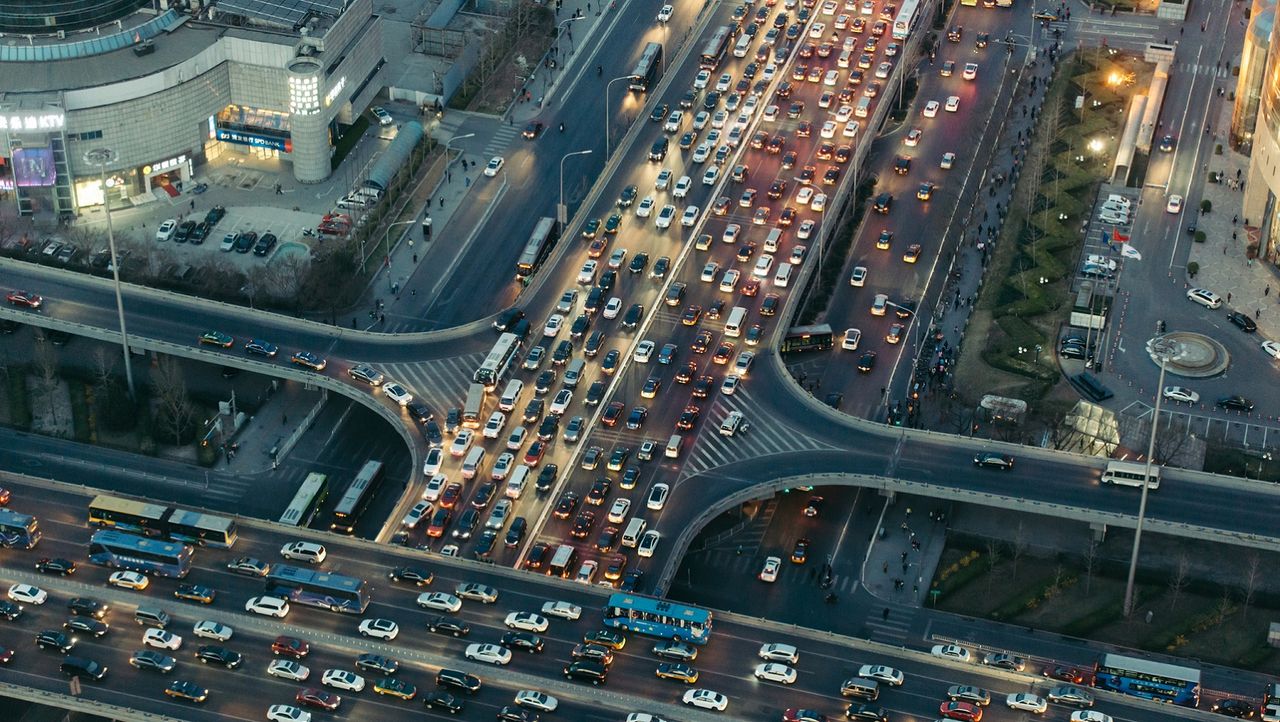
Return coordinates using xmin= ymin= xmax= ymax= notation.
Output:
xmin=12 ymin=147 xmax=55 ymax=187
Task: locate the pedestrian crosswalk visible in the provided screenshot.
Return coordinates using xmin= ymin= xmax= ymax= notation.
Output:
xmin=694 ymin=548 xmax=863 ymax=593
xmin=863 ymin=601 xmax=916 ymax=644
xmin=680 ymin=385 xmax=835 ymax=479
xmin=378 ymin=353 xmax=486 ymax=413
xmin=482 ymin=124 xmax=521 ymax=160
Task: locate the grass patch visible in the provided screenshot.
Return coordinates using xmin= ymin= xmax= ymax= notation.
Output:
xmin=6 ymin=370 xmax=31 ymax=430
xmin=330 ymin=117 xmax=370 ymax=170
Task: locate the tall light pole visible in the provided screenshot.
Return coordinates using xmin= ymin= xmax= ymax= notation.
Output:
xmin=83 ymin=148 xmax=136 ymax=400
xmin=557 ymin=16 xmax=583 ymax=51
xmin=444 ymin=132 xmax=475 ymax=170
xmin=605 ymin=75 xmax=635 ymax=156
xmin=559 ymin=149 xmax=593 ymax=227
xmin=1123 ymin=338 xmax=1178 ymax=617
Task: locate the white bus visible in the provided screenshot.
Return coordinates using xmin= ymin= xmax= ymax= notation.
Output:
xmin=1101 ymin=460 xmax=1160 ymax=489
xmin=891 ymin=0 xmax=922 ymax=40
xmin=724 ymin=306 xmax=747 ymax=337
xmin=462 ymin=383 xmax=485 ymax=429
xmin=474 ymin=333 xmax=521 ymax=390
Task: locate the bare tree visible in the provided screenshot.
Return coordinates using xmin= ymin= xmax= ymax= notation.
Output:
xmin=90 ymin=347 xmax=115 ymax=396
xmin=985 ymin=539 xmax=1002 ymax=593
xmin=32 ymin=331 xmax=61 ymax=431
xmin=1010 ymin=520 xmax=1028 ymax=581
xmin=152 ymin=355 xmax=195 ymax=447
xmin=1083 ymin=538 xmax=1099 ymax=596
xmin=1241 ymin=553 xmax=1262 ymax=621
xmin=1168 ymin=553 xmax=1190 ymax=612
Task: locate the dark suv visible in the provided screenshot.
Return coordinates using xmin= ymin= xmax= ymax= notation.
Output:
xmin=563 ymin=660 xmax=608 ymax=685
xmin=436 ymin=668 xmax=482 ymax=694
xmin=67 ymin=598 xmax=108 ymax=619
xmin=36 ymin=629 xmax=75 ymax=653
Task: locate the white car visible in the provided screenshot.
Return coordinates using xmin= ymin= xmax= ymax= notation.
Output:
xmin=681 ymin=205 xmax=700 ymax=227
xmin=550 ymin=389 xmax=573 ymax=416
xmin=484 ymin=157 xmax=504 ymax=177
xmin=423 ymin=448 xmax=444 ymax=476
xmin=268 ymin=659 xmax=311 ymax=681
xmin=193 ymin=620 xmax=234 ymax=641
xmin=1166 ymin=194 xmax=1183 ymax=214
xmin=156 ymin=219 xmax=178 ymax=241
xmin=835 ymin=105 xmax=853 ymax=123
xmin=811 ymin=193 xmax=827 ymax=212
xmin=720 ymin=269 xmax=742 ymax=292
xmin=701 ymin=262 xmax=721 ymax=282
xmin=382 ymin=382 xmax=413 ymax=406
xmin=945 ymin=95 xmax=960 ymax=112
xmin=245 ymin=596 xmax=290 ymax=618
xmin=607 ymin=497 xmax=632 ymax=523
xmin=656 ymin=204 xmax=677 ymax=229
xmin=754 ymin=662 xmax=797 ymax=684
xmin=723 ymin=224 xmax=742 ymax=244
xmin=858 ymin=664 xmax=905 ymax=686
xmin=634 ymin=340 xmax=656 ymax=363
xmin=267 ymin=705 xmax=312 ymax=722
xmin=358 ymin=618 xmax=399 ymax=640
xmin=603 ymin=297 xmax=623 ymax=319
xmin=637 ymin=529 xmax=661 ymax=557
xmin=797 ymin=219 xmax=815 ymax=239
xmin=753 ymin=254 xmax=775 ymax=277
xmin=544 ymin=313 xmax=565 ymax=337
xmin=1264 ymin=340 xmax=1280 ymax=360
xmin=1162 ymin=386 xmax=1200 ymax=404
xmin=657 ymin=3 xmax=674 ymax=21
xmin=721 ymin=374 xmax=740 ymax=395
xmin=703 ymin=166 xmax=720 ymax=185
xmin=759 ymin=556 xmax=781 ymax=582
xmin=963 ymin=62 xmax=978 ymax=80
xmin=401 ymin=501 xmax=431 ymax=528
xmin=796 ymin=187 xmax=814 ymax=205
xmin=923 ymin=100 xmax=940 ymax=117
xmin=507 ymin=426 xmax=527 ymax=451
xmin=758 ymin=643 xmax=799 ymax=664
xmin=465 ymin=643 xmax=513 ymax=666
xmin=655 ymin=170 xmax=672 ymax=191
xmin=715 ymin=73 xmax=733 ymax=92
xmin=417 ymin=591 xmax=462 ymax=613
xmin=321 ymin=669 xmax=365 ymax=692
xmin=931 ymin=643 xmax=972 ymax=662
xmin=692 ymin=142 xmax=712 ymax=163
xmin=904 ymin=128 xmax=922 ymax=147
xmin=575 ymin=559 xmax=599 ymax=584
xmin=576 ymin=261 xmax=597 ymax=285
xmin=1007 ymin=693 xmax=1048 ymax=714
xmin=664 ymin=110 xmax=683 ymax=133
xmin=682 ymin=688 xmax=729 ymax=711
xmin=608 ymin=248 xmax=628 ymax=270
xmin=483 ymin=411 xmax=507 ymax=439
xmin=516 ymin=690 xmax=559 ymax=712
xmin=1186 ymin=287 xmax=1223 ymax=309
xmin=7 ymin=584 xmax=46 ymax=605
xmin=1070 ymin=713 xmax=1113 ymax=722
xmin=647 ymin=482 xmax=670 ymax=510
xmin=504 ymin=612 xmax=550 ymax=633
xmin=850 ymin=265 xmax=867 ymax=287
xmin=693 ymin=111 xmax=710 ymax=130
xmin=842 ymin=328 xmax=861 ymax=351
xmin=108 ymin=571 xmax=150 ymax=590
xmin=491 ymin=452 xmax=515 ymax=480
xmin=371 ymin=106 xmax=394 ymax=126
xmin=540 ymin=600 xmax=583 ymax=620
xmin=942 ymin=151 xmax=956 ymax=169
xmin=809 ymin=21 xmax=827 ymax=38
xmin=821 ymin=120 xmax=837 ymax=138
xmin=733 ymin=351 xmax=755 ymax=376
xmin=144 ymin=628 xmax=183 ymax=650
xmin=673 ymin=175 xmax=693 ymax=198
xmin=450 ymin=429 xmax=474 ymax=457
xmin=693 ymin=69 xmax=710 ymax=89
xmin=636 ymin=196 xmax=656 ymax=217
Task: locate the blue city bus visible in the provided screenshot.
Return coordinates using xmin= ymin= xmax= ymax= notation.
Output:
xmin=602 ymin=593 xmax=712 ymax=645
xmin=0 ymin=509 xmax=42 ymax=549
xmin=87 ymin=494 xmax=238 ymax=548
xmin=1095 ymin=653 xmax=1201 ymax=707
xmin=87 ymin=530 xmax=193 ymax=578
xmin=264 ymin=564 xmax=370 ymax=614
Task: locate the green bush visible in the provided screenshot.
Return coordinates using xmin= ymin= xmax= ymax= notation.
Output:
xmin=1060 ymin=598 xmax=1125 ymax=636
xmin=1194 ymin=230 xmax=1206 ymax=243
xmin=1201 ymin=199 xmax=1213 ymax=214
xmin=932 ymin=555 xmax=990 ymax=599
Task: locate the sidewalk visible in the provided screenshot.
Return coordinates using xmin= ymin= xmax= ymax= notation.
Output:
xmin=219 ymin=381 xmax=325 ymax=473
xmin=1186 ymin=103 xmax=1277 ymax=338
xmin=861 ymin=500 xmax=951 ymax=606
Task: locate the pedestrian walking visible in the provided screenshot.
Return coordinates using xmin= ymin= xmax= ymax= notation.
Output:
xmin=1267 ymin=286 xmax=1271 ymax=296
xmin=1257 ymin=308 xmax=1262 ymax=319
xmin=1228 ymin=293 xmax=1233 ymax=303
xmin=1234 ymin=214 xmax=1239 ymax=224
xmin=882 ymin=607 xmax=890 ymax=621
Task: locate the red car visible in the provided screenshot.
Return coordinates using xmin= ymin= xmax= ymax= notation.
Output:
xmin=438 ymin=482 xmax=463 ymax=509
xmin=272 ymin=635 xmax=310 ymax=659
xmin=0 ymin=646 xmax=13 ymax=664
xmin=425 ymin=507 xmax=451 ymax=538
xmin=601 ymin=401 xmax=625 ymax=427
xmin=6 ymin=291 xmax=42 ymax=309
xmin=296 ymin=688 xmax=341 ymax=711
xmin=939 ymin=701 xmax=982 ymax=722
xmin=523 ymin=441 xmax=546 ymax=466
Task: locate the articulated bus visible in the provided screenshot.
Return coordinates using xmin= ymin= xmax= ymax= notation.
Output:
xmin=473 ymin=333 xmax=522 ymax=390
xmin=699 ymin=25 xmax=734 ymax=70
xmin=88 ymin=529 xmax=193 ymax=578
xmin=603 ymin=593 xmax=712 ymax=645
xmin=330 ymin=460 xmax=385 ymax=534
xmin=0 ymin=509 xmax=41 ymax=549
xmin=88 ymin=494 xmax=237 ymax=548
xmin=892 ymin=0 xmax=922 ymax=40
xmin=278 ymin=472 xmax=330 ymax=527
xmin=1095 ymin=653 xmax=1200 ymax=707
xmin=265 ymin=564 xmax=370 ymax=614
xmin=1100 ymin=460 xmax=1160 ymax=489
xmin=515 ymin=217 xmax=560 ymax=278
xmin=630 ymin=42 xmax=663 ymax=92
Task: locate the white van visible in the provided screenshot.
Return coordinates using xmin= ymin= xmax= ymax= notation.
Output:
xmin=505 ymin=465 xmax=530 ymax=499
xmin=461 ymin=447 xmax=486 ymax=480
xmin=734 ymin=34 xmax=753 ymax=58
xmin=665 ymin=433 xmax=683 ymax=459
xmin=764 ymin=228 xmax=783 ymax=253
xmin=498 ymin=380 xmax=523 ymax=412
xmin=563 ymin=359 xmax=586 ymax=389
xmin=838 ymin=49 xmax=853 ymax=68
xmin=719 ymin=410 xmax=745 ymax=437
xmin=621 ymin=518 xmax=648 ymax=548
xmin=724 ymin=306 xmax=747 ymax=337
xmin=855 ymin=96 xmax=872 ymax=118
xmin=773 ymin=262 xmax=793 ymax=288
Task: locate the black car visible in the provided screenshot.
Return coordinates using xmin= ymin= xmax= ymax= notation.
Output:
xmin=1217 ymin=395 xmax=1255 ymax=411
xmin=436 ymin=668 xmax=482 ymax=694
xmin=975 ymin=31 xmax=989 ymax=47
xmin=501 ymin=631 xmax=545 ymax=652
xmin=67 ymin=598 xmax=108 ymax=619
xmin=389 ymin=567 xmax=434 ymax=586
xmin=505 ymin=517 xmax=527 ymax=547
xmin=446 ymin=408 xmax=462 ymax=433
xmin=174 ymin=584 xmax=216 ymax=604
xmin=649 ymin=103 xmax=670 ymax=123
xmin=226 ymin=557 xmax=270 ymax=577
xmin=497 ymin=706 xmax=538 ymax=722
xmin=1211 ymin=698 xmax=1255 ymax=718
xmin=873 ymin=192 xmax=893 ymax=214
xmin=204 ymin=205 xmax=226 ymax=225
xmin=233 ymin=231 xmax=256 ymax=253
xmin=35 ymin=558 xmax=76 ymax=575
xmin=355 ymin=652 xmax=397 ymax=675
xmin=130 ymin=649 xmax=176 ymax=673
xmin=857 ymin=352 xmax=877 ymax=372
xmin=196 ymin=645 xmax=243 ymax=669
xmin=651 ymin=256 xmax=670 ymax=279
xmin=1227 ymin=311 xmax=1258 ymax=332
xmin=846 ymin=704 xmax=889 ymax=722
xmin=35 ymin=629 xmax=75 ymax=653
xmin=424 ymin=690 xmax=465 ymax=713
xmin=64 ymin=617 xmax=109 ymax=638
xmin=537 ymin=415 xmax=558 ymax=440
xmin=622 ymin=303 xmax=644 ymax=330
xmin=190 ymin=222 xmax=210 ymax=244
xmin=407 ymin=399 xmax=433 ymax=424
xmin=628 ymin=252 xmax=649 ymax=274
xmin=585 ymin=380 xmax=607 ymax=406
xmin=253 ymin=232 xmax=277 ymax=257
xmin=536 ymin=465 xmax=558 ymax=492
xmin=973 ymin=452 xmax=1014 ymax=470
xmin=0 ymin=600 xmax=22 ymax=621
xmin=165 ymin=679 xmax=209 ymax=703
xmin=563 ymin=660 xmax=608 ymax=685
xmin=493 ymin=307 xmax=524 ymax=332
xmin=428 ymin=616 xmax=471 ymax=637
xmin=1159 ymin=134 xmax=1176 ymax=152
xmin=620 ymin=569 xmax=644 ymax=593
xmin=424 ymin=420 xmax=444 ymax=446
xmin=522 ymin=121 xmax=544 ymax=139
xmin=174 ymin=220 xmax=196 ymax=243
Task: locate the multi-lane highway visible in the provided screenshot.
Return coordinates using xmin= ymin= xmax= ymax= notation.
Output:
xmin=0 ymin=474 xmax=1254 ymax=722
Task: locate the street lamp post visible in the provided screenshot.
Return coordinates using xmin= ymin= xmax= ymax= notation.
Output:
xmin=382 ymin=220 xmax=417 ymax=292
xmin=559 ymin=149 xmax=593 ymax=227
xmin=1123 ymin=338 xmax=1178 ymax=617
xmin=83 ymin=148 xmax=136 ymax=400
xmin=605 ymin=75 xmax=634 ymax=157
xmin=558 ymin=16 xmax=583 ymax=52
xmin=444 ymin=132 xmax=476 ymax=171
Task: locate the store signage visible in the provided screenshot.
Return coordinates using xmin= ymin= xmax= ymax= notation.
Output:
xmin=215 ymin=128 xmax=292 ymax=153
xmin=0 ymin=112 xmax=65 ymax=132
